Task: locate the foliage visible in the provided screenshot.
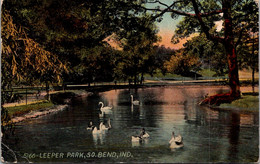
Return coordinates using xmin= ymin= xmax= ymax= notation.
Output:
xmin=2 ymin=0 xmax=144 ymax=71
xmin=183 ymin=34 xmax=228 ymax=76
xmin=152 ymin=46 xmax=175 ymax=75
xmin=2 ymin=0 xmax=163 ymax=85
xmin=142 ymin=0 xmax=258 ymax=99
xmin=1 ymin=11 xmax=67 ymax=89
xmin=114 ymin=14 xmax=160 ymax=84
xmin=164 ymin=50 xmax=201 ymax=76
xmin=73 ymin=45 xmax=118 ymax=84
xmin=237 ymin=35 xmax=259 ymax=71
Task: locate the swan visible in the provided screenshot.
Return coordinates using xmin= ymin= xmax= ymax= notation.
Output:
xmin=92 ymin=127 xmax=102 ymax=134
xmin=132 ymin=136 xmax=142 ymax=142
xmin=131 ymin=95 xmax=140 ymax=105
xmin=99 ymin=102 xmax=112 ymax=113
xmin=100 ymin=119 xmax=112 ymax=131
xmin=99 ymin=110 xmax=104 ymax=117
xmin=132 ymin=128 xmax=149 ymax=141
xmin=131 ymin=132 xmax=149 ymax=141
xmin=142 ymin=132 xmax=149 ymax=138
xmin=86 ymin=121 xmax=94 ymax=130
xmin=169 ymin=132 xmax=184 ymax=149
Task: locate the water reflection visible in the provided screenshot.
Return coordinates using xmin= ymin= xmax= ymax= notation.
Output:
xmin=131 ymin=138 xmax=149 ymax=147
xmin=2 ymin=86 xmax=259 ymax=163
xmin=92 ymin=132 xmax=106 ymax=146
xmin=228 ymin=113 xmax=240 ymax=160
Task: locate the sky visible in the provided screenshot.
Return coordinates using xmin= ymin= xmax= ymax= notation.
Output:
xmin=155 ymin=13 xmax=183 ymax=49
xmin=146 ymin=1 xmax=183 ymax=49
xmin=108 ymin=0 xmax=259 ymax=50
xmin=149 ymin=0 xmax=259 ymax=49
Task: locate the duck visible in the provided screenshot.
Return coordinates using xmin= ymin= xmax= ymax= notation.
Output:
xmin=99 ymin=102 xmax=113 ymax=113
xmin=169 ymin=132 xmax=184 ymax=149
xmin=131 ymin=95 xmax=140 ymax=106
xmin=86 ymin=121 xmax=94 ymax=130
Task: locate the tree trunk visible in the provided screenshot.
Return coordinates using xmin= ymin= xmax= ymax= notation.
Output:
xmin=199 ymin=1 xmax=241 ymax=106
xmin=252 ymin=67 xmax=255 ymax=93
xmin=46 ymin=81 xmax=50 ymax=101
xmin=224 ymin=42 xmax=240 ymax=97
xmin=134 ymin=74 xmax=137 ymax=86
xmin=223 ymin=0 xmax=240 ymax=97
xmin=251 ymin=33 xmax=255 ymax=93
xmin=140 ymin=72 xmax=144 ymax=85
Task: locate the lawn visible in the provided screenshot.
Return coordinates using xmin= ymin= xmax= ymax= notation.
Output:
xmin=5 ymin=100 xmax=55 ymax=118
xmin=219 ymin=94 xmax=259 ymax=112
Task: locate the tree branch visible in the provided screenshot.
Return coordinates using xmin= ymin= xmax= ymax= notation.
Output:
xmin=141 ymin=5 xmax=222 ymax=18
xmin=191 ymin=0 xmax=224 ymax=43
xmin=146 ymin=0 xmax=170 ymax=8
xmin=235 ymin=28 xmax=244 ymax=48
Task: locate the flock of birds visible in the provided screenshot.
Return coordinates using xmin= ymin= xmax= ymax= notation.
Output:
xmin=86 ymin=94 xmax=184 ymax=149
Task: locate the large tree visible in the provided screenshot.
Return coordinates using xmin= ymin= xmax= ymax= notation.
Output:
xmin=1 ymin=11 xmax=67 ymax=89
xmin=115 ymin=15 xmax=160 ymax=85
xmin=141 ymin=0 xmax=258 ymax=105
xmin=2 ymin=0 xmax=146 ymax=83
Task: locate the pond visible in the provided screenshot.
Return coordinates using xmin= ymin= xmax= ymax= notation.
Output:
xmin=2 ymin=85 xmax=259 ymax=163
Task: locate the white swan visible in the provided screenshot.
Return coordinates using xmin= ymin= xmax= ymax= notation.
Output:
xmin=92 ymin=127 xmax=102 ymax=134
xmin=169 ymin=132 xmax=184 ymax=149
xmin=132 ymin=128 xmax=149 ymax=141
xmin=99 ymin=119 xmax=112 ymax=131
xmin=142 ymin=132 xmax=149 ymax=138
xmin=99 ymin=102 xmax=113 ymax=113
xmin=99 ymin=110 xmax=104 ymax=117
xmin=132 ymin=136 xmax=142 ymax=142
xmin=131 ymin=132 xmax=149 ymax=142
xmin=131 ymin=95 xmax=140 ymax=105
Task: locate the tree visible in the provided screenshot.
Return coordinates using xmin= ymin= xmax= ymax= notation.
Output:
xmin=184 ymin=33 xmax=228 ymax=76
xmin=164 ymin=49 xmax=201 ymax=76
xmin=1 ymin=11 xmax=68 ymax=131
xmin=153 ymin=46 xmax=175 ymax=75
xmin=74 ymin=45 xmax=118 ymax=85
xmin=1 ymin=11 xmax=67 ymax=90
xmin=236 ymin=9 xmax=259 ymax=92
xmin=237 ymin=35 xmax=259 ymax=90
xmin=141 ymin=0 xmax=258 ymax=105
xmin=115 ymin=15 xmax=160 ymax=85
xmin=3 ymin=0 xmax=155 ymax=86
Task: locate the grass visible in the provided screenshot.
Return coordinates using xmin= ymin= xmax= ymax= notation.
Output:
xmin=145 ymin=69 xmax=220 ymax=79
xmin=198 ymin=69 xmax=219 ymax=77
xmin=144 ymin=70 xmax=185 ymax=79
xmin=5 ymin=100 xmax=55 ymax=118
xmin=219 ymin=94 xmax=259 ymax=112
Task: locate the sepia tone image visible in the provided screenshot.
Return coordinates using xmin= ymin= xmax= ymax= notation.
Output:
xmin=1 ymin=0 xmax=259 ymax=163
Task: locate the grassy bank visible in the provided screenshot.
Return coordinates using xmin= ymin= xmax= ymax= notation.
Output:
xmin=5 ymin=100 xmax=55 ymax=118
xmin=219 ymin=94 xmax=259 ymax=112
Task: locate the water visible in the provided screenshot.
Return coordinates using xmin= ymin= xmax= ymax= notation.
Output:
xmin=2 ymin=86 xmax=259 ymax=163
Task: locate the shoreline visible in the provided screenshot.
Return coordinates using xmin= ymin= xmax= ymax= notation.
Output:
xmin=6 ymin=91 xmax=90 ymax=125
xmin=4 ymin=85 xmax=258 ymax=125
xmin=11 ymin=104 xmax=68 ymax=124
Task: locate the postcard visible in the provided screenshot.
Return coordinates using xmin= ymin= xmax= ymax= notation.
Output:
xmin=1 ymin=0 xmax=259 ymax=163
